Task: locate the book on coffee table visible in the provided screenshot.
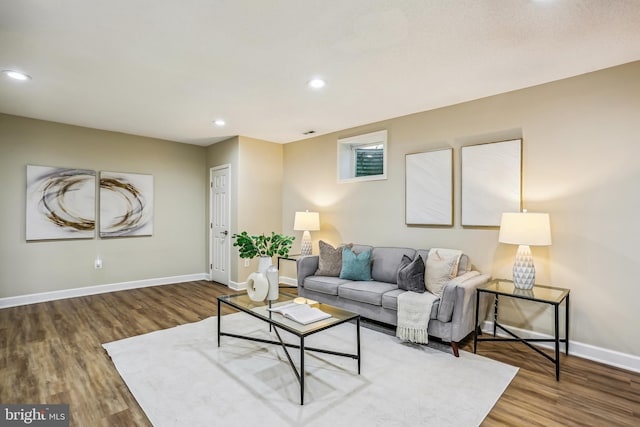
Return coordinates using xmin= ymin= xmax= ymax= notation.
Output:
xmin=267 ymin=302 xmax=331 ymax=325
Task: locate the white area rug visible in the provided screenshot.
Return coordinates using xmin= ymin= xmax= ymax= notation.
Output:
xmin=103 ymin=313 xmax=517 ymax=427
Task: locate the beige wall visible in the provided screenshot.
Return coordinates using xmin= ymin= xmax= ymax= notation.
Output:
xmin=0 ymin=116 xmax=285 ymax=296
xmin=282 ymin=61 xmax=640 ymax=356
xmin=236 ymin=136 xmax=284 ymax=282
xmin=0 ymin=114 xmax=208 ymax=298
xmin=207 ymin=136 xmax=284 ymax=284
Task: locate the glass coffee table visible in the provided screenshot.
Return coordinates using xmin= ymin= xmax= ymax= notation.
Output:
xmin=217 ymin=292 xmax=361 ymax=405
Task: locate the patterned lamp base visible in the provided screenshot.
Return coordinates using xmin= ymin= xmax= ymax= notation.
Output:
xmin=300 ymin=230 xmax=312 ymax=256
xmin=512 ymin=245 xmax=535 ymax=289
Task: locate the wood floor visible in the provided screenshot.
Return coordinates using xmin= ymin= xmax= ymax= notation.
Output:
xmin=1 ymin=281 xmax=638 ymax=426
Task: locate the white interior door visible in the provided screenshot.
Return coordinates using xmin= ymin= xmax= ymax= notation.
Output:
xmin=210 ymin=165 xmax=230 ymax=285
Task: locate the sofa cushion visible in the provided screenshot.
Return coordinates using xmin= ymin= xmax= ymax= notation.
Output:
xmin=315 ymin=240 xmax=353 ymax=277
xmin=370 ymin=247 xmax=416 ymax=284
xmin=424 ymin=249 xmax=462 ymax=297
xmin=416 ymin=249 xmax=470 ymax=276
xmin=303 ymin=276 xmax=350 ymax=296
xmin=381 ymin=289 xmax=439 ymax=319
xmin=396 ymin=254 xmax=425 ymax=293
xmin=351 ymin=244 xmax=373 ymax=254
xmin=338 ymin=281 xmax=397 ymax=306
xmin=340 ymin=247 xmax=373 ymax=281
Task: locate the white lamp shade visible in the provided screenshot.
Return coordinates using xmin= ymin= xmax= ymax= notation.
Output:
xmin=293 ymin=211 xmax=320 ymax=231
xmin=498 ymin=212 xmax=552 ymax=246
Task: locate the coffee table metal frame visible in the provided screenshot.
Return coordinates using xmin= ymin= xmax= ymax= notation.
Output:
xmin=217 ymin=292 xmax=361 ymax=405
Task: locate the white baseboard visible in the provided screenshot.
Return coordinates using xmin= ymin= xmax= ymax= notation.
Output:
xmin=481 ymin=321 xmax=640 ymax=374
xmin=0 ymin=273 xmax=209 ymax=309
xmin=279 ymin=275 xmax=298 ymax=287
xmin=228 ymin=280 xmax=245 ymax=291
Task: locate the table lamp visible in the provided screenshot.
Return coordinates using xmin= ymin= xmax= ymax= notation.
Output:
xmin=498 ymin=211 xmax=552 ymax=289
xmin=294 ymin=210 xmax=320 ymax=256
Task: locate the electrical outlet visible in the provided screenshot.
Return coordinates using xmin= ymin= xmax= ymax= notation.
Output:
xmin=94 ymin=257 xmax=103 ymax=269
xmin=244 ymin=259 xmax=250 ymax=267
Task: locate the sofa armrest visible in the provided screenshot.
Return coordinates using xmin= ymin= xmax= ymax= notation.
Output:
xmin=296 ymin=255 xmax=319 ymax=287
xmin=438 ymin=272 xmax=479 ymax=322
xmin=441 ymin=272 xmax=491 ymax=343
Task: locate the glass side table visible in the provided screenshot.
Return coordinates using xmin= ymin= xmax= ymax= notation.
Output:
xmin=473 ymin=279 xmax=570 ymax=380
xmin=277 ymin=254 xmax=302 ymax=289
xmin=277 ymin=254 xmax=302 ymax=269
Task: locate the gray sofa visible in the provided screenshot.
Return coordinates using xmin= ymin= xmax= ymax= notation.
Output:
xmin=296 ymin=245 xmax=490 ymax=356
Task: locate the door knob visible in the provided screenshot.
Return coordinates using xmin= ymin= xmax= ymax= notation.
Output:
xmin=221 ymin=230 xmax=228 ymax=236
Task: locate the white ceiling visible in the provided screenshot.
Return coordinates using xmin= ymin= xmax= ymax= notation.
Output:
xmin=1 ymin=1 xmax=640 ymax=146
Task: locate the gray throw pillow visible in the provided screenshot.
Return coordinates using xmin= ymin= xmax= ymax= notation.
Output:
xmin=397 ymin=254 xmax=425 ymax=293
xmin=315 ymin=240 xmax=353 ymax=277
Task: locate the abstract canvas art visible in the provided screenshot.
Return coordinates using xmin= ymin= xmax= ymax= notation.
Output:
xmin=405 ymin=148 xmax=453 ymax=226
xmin=100 ymin=171 xmax=153 ymax=237
xmin=26 ymin=165 xmax=96 ymax=240
xmin=461 ymin=139 xmax=522 ymax=226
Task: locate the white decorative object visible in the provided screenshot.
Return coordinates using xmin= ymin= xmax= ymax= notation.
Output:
xmin=405 ymin=149 xmax=453 ymax=226
xmin=246 ymin=272 xmax=269 ymax=301
xmin=258 ymin=256 xmax=272 ymax=273
xmin=461 ymin=139 xmax=522 ymax=226
xmin=293 ymin=210 xmax=320 ymax=256
xmin=499 ymin=212 xmax=552 ymax=289
xmin=244 ymin=256 xmax=275 ymax=301
xmin=266 ymin=265 xmax=279 ymax=301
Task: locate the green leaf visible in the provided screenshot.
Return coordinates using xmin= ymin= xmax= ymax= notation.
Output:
xmin=231 ymin=231 xmax=295 ymax=259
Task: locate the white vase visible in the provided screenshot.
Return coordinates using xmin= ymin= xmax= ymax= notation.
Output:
xmin=258 ymin=256 xmax=272 ymax=274
xmin=246 ymin=272 xmax=269 ymax=301
xmin=266 ymin=265 xmax=279 ymax=301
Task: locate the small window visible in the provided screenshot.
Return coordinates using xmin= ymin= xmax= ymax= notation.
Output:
xmin=337 ymin=130 xmax=387 ymax=183
xmin=355 ymin=144 xmax=384 ymax=177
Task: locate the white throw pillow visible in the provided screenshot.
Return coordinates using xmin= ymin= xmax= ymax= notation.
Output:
xmin=425 ymin=248 xmax=462 ymax=297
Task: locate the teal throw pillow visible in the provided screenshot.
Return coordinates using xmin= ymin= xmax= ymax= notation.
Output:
xmin=340 ymin=247 xmax=373 ymax=281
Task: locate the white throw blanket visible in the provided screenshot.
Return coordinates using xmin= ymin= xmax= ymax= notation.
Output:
xmin=396 ymin=291 xmax=439 ymax=344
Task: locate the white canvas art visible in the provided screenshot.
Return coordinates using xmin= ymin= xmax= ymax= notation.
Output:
xmin=405 ymin=148 xmax=453 ymax=225
xmin=100 ymin=171 xmax=153 ymax=237
xmin=461 ymin=139 xmax=522 ymax=226
xmin=26 ymin=165 xmax=96 ymax=240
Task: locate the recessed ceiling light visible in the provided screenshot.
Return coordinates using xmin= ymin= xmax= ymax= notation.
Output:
xmin=2 ymin=70 xmax=31 ymax=81
xmin=213 ymin=119 xmax=226 ymax=127
xmin=307 ymin=78 xmax=326 ymax=89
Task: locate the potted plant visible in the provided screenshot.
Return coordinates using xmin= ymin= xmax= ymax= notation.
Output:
xmin=232 ymin=231 xmax=295 ymax=271
xmin=232 ymin=231 xmax=296 ymax=301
